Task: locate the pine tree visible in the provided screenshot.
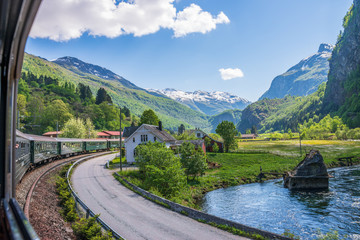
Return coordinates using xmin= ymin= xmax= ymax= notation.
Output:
xmin=95 ymin=87 xmax=112 ymax=104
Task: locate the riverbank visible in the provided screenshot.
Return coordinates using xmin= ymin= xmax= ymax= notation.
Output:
xmin=117 ymin=140 xmax=360 ymax=209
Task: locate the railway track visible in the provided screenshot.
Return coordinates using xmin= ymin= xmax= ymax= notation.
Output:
xmin=16 ymin=151 xmax=112 ymax=217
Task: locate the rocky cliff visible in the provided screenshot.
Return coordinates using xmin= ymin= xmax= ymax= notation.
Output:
xmin=323 ymin=1 xmax=360 ymax=127
xmin=260 ymin=44 xmax=332 ymax=100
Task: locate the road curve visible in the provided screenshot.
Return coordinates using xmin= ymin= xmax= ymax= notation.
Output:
xmin=72 ymin=154 xmax=246 ymax=240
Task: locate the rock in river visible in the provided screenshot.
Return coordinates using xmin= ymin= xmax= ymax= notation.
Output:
xmin=284 ymin=150 xmax=329 ymax=190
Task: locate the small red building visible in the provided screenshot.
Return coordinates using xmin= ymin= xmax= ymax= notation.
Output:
xmin=42 ymin=131 xmax=62 ymax=138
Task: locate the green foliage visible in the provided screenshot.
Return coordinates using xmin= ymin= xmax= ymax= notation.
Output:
xmin=42 ymin=99 xmax=74 ymax=131
xmin=135 ymin=141 xmax=186 ymax=197
xmin=78 ymin=83 xmax=93 ymax=102
xmin=336 ymin=67 xmax=360 ymax=128
xmin=316 ymin=230 xmax=344 ymax=240
xmin=238 ymin=83 xmax=327 ymax=133
xmin=72 ymin=216 xmax=112 ymax=240
xmin=179 ymin=142 xmax=207 ymax=180
xmin=178 ymin=124 xmax=185 ymax=134
xmin=95 ymin=87 xmax=112 ymax=105
xmin=215 ymin=121 xmax=238 ymax=152
xmin=139 ymin=109 xmax=160 ymax=126
xmin=212 ymin=143 xmax=219 ymax=153
xmin=174 ymin=132 xmax=198 ymax=140
xmin=61 ymin=117 xmax=97 ymax=138
xmin=299 ymin=115 xmax=347 ymax=140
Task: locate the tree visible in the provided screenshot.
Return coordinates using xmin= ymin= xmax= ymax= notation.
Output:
xmin=179 ymin=142 xmax=207 ymax=180
xmin=17 ymin=94 xmax=28 ymax=130
xmin=61 ymin=118 xmax=87 ymax=138
xmin=178 ymin=124 xmax=185 ymax=135
xmin=251 ymin=125 xmax=258 ymax=135
xmin=135 ymin=142 xmax=186 ymax=197
xmin=95 ymin=87 xmax=112 ymax=105
xmin=215 ymin=121 xmax=238 ymax=153
xmin=122 ymin=106 xmax=130 ymax=118
xmin=78 ymin=83 xmax=93 ymax=102
xmin=139 ymin=109 xmax=159 ymax=126
xmin=42 ymin=99 xmax=73 ymax=132
xmin=212 ymin=143 xmax=219 ymax=153
xmin=84 ymin=118 xmax=98 ymax=138
xmin=246 ymin=129 xmax=251 ymax=134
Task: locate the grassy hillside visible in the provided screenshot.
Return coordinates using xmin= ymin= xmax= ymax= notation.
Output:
xmin=22 ymin=53 xmax=211 ymax=131
xmin=238 ymin=83 xmax=325 ymax=133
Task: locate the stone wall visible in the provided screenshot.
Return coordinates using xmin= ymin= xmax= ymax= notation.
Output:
xmin=115 ymin=173 xmax=291 ymax=240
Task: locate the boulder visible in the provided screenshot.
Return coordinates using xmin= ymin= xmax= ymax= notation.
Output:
xmin=284 ymin=150 xmax=329 ymax=190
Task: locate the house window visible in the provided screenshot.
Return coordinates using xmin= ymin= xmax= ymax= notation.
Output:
xmin=141 ymin=135 xmax=148 ymax=142
xmin=197 ymin=133 xmax=201 ymax=137
xmin=154 ymin=137 xmax=156 ymax=142
xmin=133 ymin=137 xmax=135 ymax=142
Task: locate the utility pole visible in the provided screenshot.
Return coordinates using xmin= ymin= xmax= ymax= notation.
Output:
xmin=119 ymin=107 xmax=122 ymax=172
xmin=299 ymin=131 xmax=302 ymax=157
xmin=56 ymin=121 xmax=59 ymax=138
xmin=17 ymin=110 xmax=20 ymax=130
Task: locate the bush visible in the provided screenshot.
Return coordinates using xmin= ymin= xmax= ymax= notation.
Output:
xmin=135 ymin=141 xmax=186 ymax=197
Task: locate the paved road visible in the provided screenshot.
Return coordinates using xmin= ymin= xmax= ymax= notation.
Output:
xmin=72 ymin=154 xmax=246 ymax=240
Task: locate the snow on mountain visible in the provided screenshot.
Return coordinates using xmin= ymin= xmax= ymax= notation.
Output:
xmin=147 ymin=88 xmax=251 ymax=115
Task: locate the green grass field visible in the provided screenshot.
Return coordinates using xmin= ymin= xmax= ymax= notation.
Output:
xmin=117 ymin=140 xmax=360 ymax=209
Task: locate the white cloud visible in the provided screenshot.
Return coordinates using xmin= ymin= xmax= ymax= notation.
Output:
xmin=30 ymin=0 xmax=229 ymax=41
xmin=219 ymin=68 xmax=244 ymax=80
xmin=172 ymin=4 xmax=230 ymax=38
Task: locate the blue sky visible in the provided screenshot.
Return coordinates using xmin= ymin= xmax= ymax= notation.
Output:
xmin=26 ymin=0 xmax=353 ymax=101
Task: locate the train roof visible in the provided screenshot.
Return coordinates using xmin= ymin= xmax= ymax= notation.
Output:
xmin=55 ymin=138 xmax=84 ymax=142
xmin=16 ymin=130 xmax=58 ymax=142
xmin=107 ymin=138 xmax=121 ymax=142
xmin=83 ymin=138 xmax=108 ymax=142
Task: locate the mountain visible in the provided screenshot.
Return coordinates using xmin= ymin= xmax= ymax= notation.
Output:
xmin=209 ymin=109 xmax=242 ymax=132
xmin=259 ymin=43 xmax=333 ymax=100
xmin=147 ymin=88 xmax=250 ymax=115
xmin=53 ymin=56 xmax=141 ymax=90
xmin=237 ymin=84 xmax=326 ymax=133
xmin=323 ymin=1 xmax=360 ymax=128
xmin=22 ymin=53 xmax=212 ymax=131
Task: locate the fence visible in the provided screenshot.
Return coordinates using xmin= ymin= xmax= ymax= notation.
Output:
xmin=66 ymin=155 xmax=124 ymax=240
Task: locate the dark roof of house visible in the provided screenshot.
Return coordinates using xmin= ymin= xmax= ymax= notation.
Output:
xmin=123 ymin=126 xmax=139 ymax=138
xmin=143 ymin=124 xmax=176 ymax=142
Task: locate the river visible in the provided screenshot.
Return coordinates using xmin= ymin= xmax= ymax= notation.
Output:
xmin=202 ymin=165 xmax=360 ymax=239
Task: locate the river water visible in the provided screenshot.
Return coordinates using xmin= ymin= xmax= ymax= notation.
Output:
xmin=202 ymin=165 xmax=360 ymax=239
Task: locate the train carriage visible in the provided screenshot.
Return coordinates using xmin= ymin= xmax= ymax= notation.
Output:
xmin=84 ymin=139 xmax=108 ymax=151
xmin=15 ymin=131 xmax=31 ymax=184
xmin=56 ymin=138 xmax=84 ymax=156
xmin=107 ymin=139 xmax=121 ymax=149
xmin=26 ymin=134 xmax=59 ymax=164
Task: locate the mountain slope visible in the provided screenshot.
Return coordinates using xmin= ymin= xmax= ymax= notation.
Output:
xmin=259 ymin=43 xmax=332 ymax=100
xmin=237 ymin=83 xmax=326 ymax=133
xmin=147 ymin=88 xmax=250 ymax=115
xmin=22 ymin=53 xmax=212 ymax=131
xmin=209 ymin=109 xmax=242 ymax=132
xmin=53 ymin=56 xmax=141 ymax=90
xmin=323 ymin=1 xmax=360 ymax=127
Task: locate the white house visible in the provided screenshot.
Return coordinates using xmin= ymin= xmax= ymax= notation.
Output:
xmin=123 ymin=122 xmax=176 ymax=163
xmin=187 ymin=128 xmax=207 ymax=138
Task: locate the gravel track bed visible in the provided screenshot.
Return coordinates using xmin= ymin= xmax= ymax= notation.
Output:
xmin=29 ymin=167 xmax=76 ymax=240
xmin=16 ymin=156 xmax=81 ymax=208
